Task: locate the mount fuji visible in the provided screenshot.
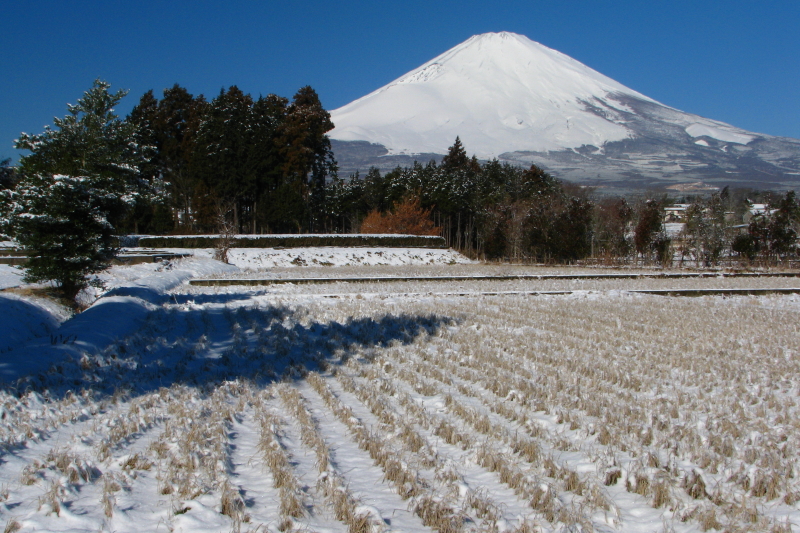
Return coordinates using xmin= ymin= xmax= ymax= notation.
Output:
xmin=330 ymin=32 xmax=800 ymax=192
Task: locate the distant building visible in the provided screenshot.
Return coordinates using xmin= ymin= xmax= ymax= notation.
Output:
xmin=663 ymin=222 xmax=686 ymax=239
xmin=743 ymin=203 xmax=778 ymax=224
xmin=663 ymin=204 xmax=691 ymax=223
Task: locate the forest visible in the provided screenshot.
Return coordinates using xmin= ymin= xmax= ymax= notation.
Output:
xmin=112 ymin=83 xmax=800 ymax=266
xmin=2 ymin=80 xmax=800 ymax=271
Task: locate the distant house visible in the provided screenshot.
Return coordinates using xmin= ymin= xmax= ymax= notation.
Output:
xmin=743 ymin=203 xmax=778 ymax=224
xmin=730 ymin=224 xmax=749 ymax=236
xmin=663 ymin=222 xmax=686 ymax=239
xmin=663 ymin=204 xmax=691 ymax=223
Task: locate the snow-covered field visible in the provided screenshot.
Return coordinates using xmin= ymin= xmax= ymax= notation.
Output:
xmin=0 ymin=248 xmax=471 ymax=293
xmin=183 ymin=247 xmax=473 ymax=270
xmin=1 ymin=251 xmax=800 ymax=532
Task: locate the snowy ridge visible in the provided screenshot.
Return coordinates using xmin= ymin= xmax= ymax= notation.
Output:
xmin=186 ymin=246 xmax=472 ymax=269
xmin=139 ymin=233 xmax=444 ymax=239
xmin=0 ymin=249 xmax=472 ymax=382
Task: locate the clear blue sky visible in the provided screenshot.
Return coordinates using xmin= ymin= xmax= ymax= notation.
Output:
xmin=2 ymin=0 xmax=798 ymax=163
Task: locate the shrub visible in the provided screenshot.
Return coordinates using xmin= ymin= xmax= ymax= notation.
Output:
xmin=360 ymin=196 xmax=440 ymax=236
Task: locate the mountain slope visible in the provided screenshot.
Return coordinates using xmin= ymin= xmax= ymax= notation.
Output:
xmin=330 ymin=32 xmax=800 ymax=192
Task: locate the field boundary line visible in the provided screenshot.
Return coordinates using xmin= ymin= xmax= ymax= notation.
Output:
xmin=188 ymin=271 xmax=800 ymax=286
xmin=241 ymin=288 xmax=800 ymax=299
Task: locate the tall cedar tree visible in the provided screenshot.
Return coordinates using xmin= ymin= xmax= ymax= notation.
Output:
xmin=194 ymin=86 xmax=254 ymax=232
xmin=248 ymin=94 xmax=289 ymax=233
xmin=129 ymin=84 xmax=337 ymax=234
xmin=277 ymin=86 xmax=337 ymax=232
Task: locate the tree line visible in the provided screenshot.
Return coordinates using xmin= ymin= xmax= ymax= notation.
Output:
xmin=324 ymin=138 xmax=800 ymax=266
xmin=0 ymin=79 xmax=337 ymax=300
xmin=323 ymin=137 xmax=594 ymax=262
xmin=126 ymin=83 xmax=335 ymax=234
xmin=2 ymin=80 xmax=799 ymax=302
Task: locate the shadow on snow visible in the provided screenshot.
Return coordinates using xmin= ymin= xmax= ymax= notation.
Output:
xmin=4 ymin=290 xmax=454 ymax=400
xmin=0 ymin=294 xmax=63 ymax=355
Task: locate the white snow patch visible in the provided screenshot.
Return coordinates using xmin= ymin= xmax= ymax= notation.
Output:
xmin=180 ymin=247 xmax=473 ymax=270
xmin=0 ymin=265 xmax=24 ymax=289
xmin=685 ymin=123 xmax=754 ymax=145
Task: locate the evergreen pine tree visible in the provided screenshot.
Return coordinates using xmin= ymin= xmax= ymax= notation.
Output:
xmin=7 ymin=175 xmax=119 ymax=301
xmin=362 ymin=167 xmax=388 ymax=212
xmin=3 ymin=80 xmax=146 ymax=302
xmin=440 ymin=136 xmax=469 ymax=171
xmin=127 ymin=90 xmax=160 ymax=183
xmin=122 ymin=90 xmax=160 ymax=233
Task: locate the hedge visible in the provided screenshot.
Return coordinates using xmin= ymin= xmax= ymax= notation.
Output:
xmin=136 ymin=234 xmax=447 ymax=249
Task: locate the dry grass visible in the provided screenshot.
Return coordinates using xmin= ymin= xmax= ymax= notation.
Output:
xmin=37 ymin=480 xmax=64 ymax=516
xmin=4 ymin=279 xmax=800 ymax=532
xmin=220 ymin=481 xmax=248 ymax=531
xmin=2 ymin=286 xmax=79 ymax=312
xmin=289 ymin=291 xmax=800 ymax=530
xmin=2 ymin=520 xmax=21 ymax=533
xmin=101 ymin=474 xmax=117 ymax=518
xmin=254 ymin=395 xmax=306 ymax=522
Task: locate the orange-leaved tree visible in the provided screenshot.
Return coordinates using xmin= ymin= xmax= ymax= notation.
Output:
xmin=360 ymin=196 xmax=440 ymax=236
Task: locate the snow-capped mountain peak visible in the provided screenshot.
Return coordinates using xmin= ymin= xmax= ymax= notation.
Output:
xmin=330 ymin=32 xmax=800 ymax=191
xmin=331 ymin=32 xmax=657 ymax=158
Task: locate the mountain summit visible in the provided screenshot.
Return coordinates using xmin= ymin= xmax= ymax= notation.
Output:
xmin=332 ymin=32 xmax=658 ymax=157
xmin=330 ymin=32 xmax=800 ymax=191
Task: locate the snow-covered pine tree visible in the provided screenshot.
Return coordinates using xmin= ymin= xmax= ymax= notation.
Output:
xmin=4 ymin=174 xmax=119 ymax=301
xmin=3 ymin=79 xmax=147 ymax=302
